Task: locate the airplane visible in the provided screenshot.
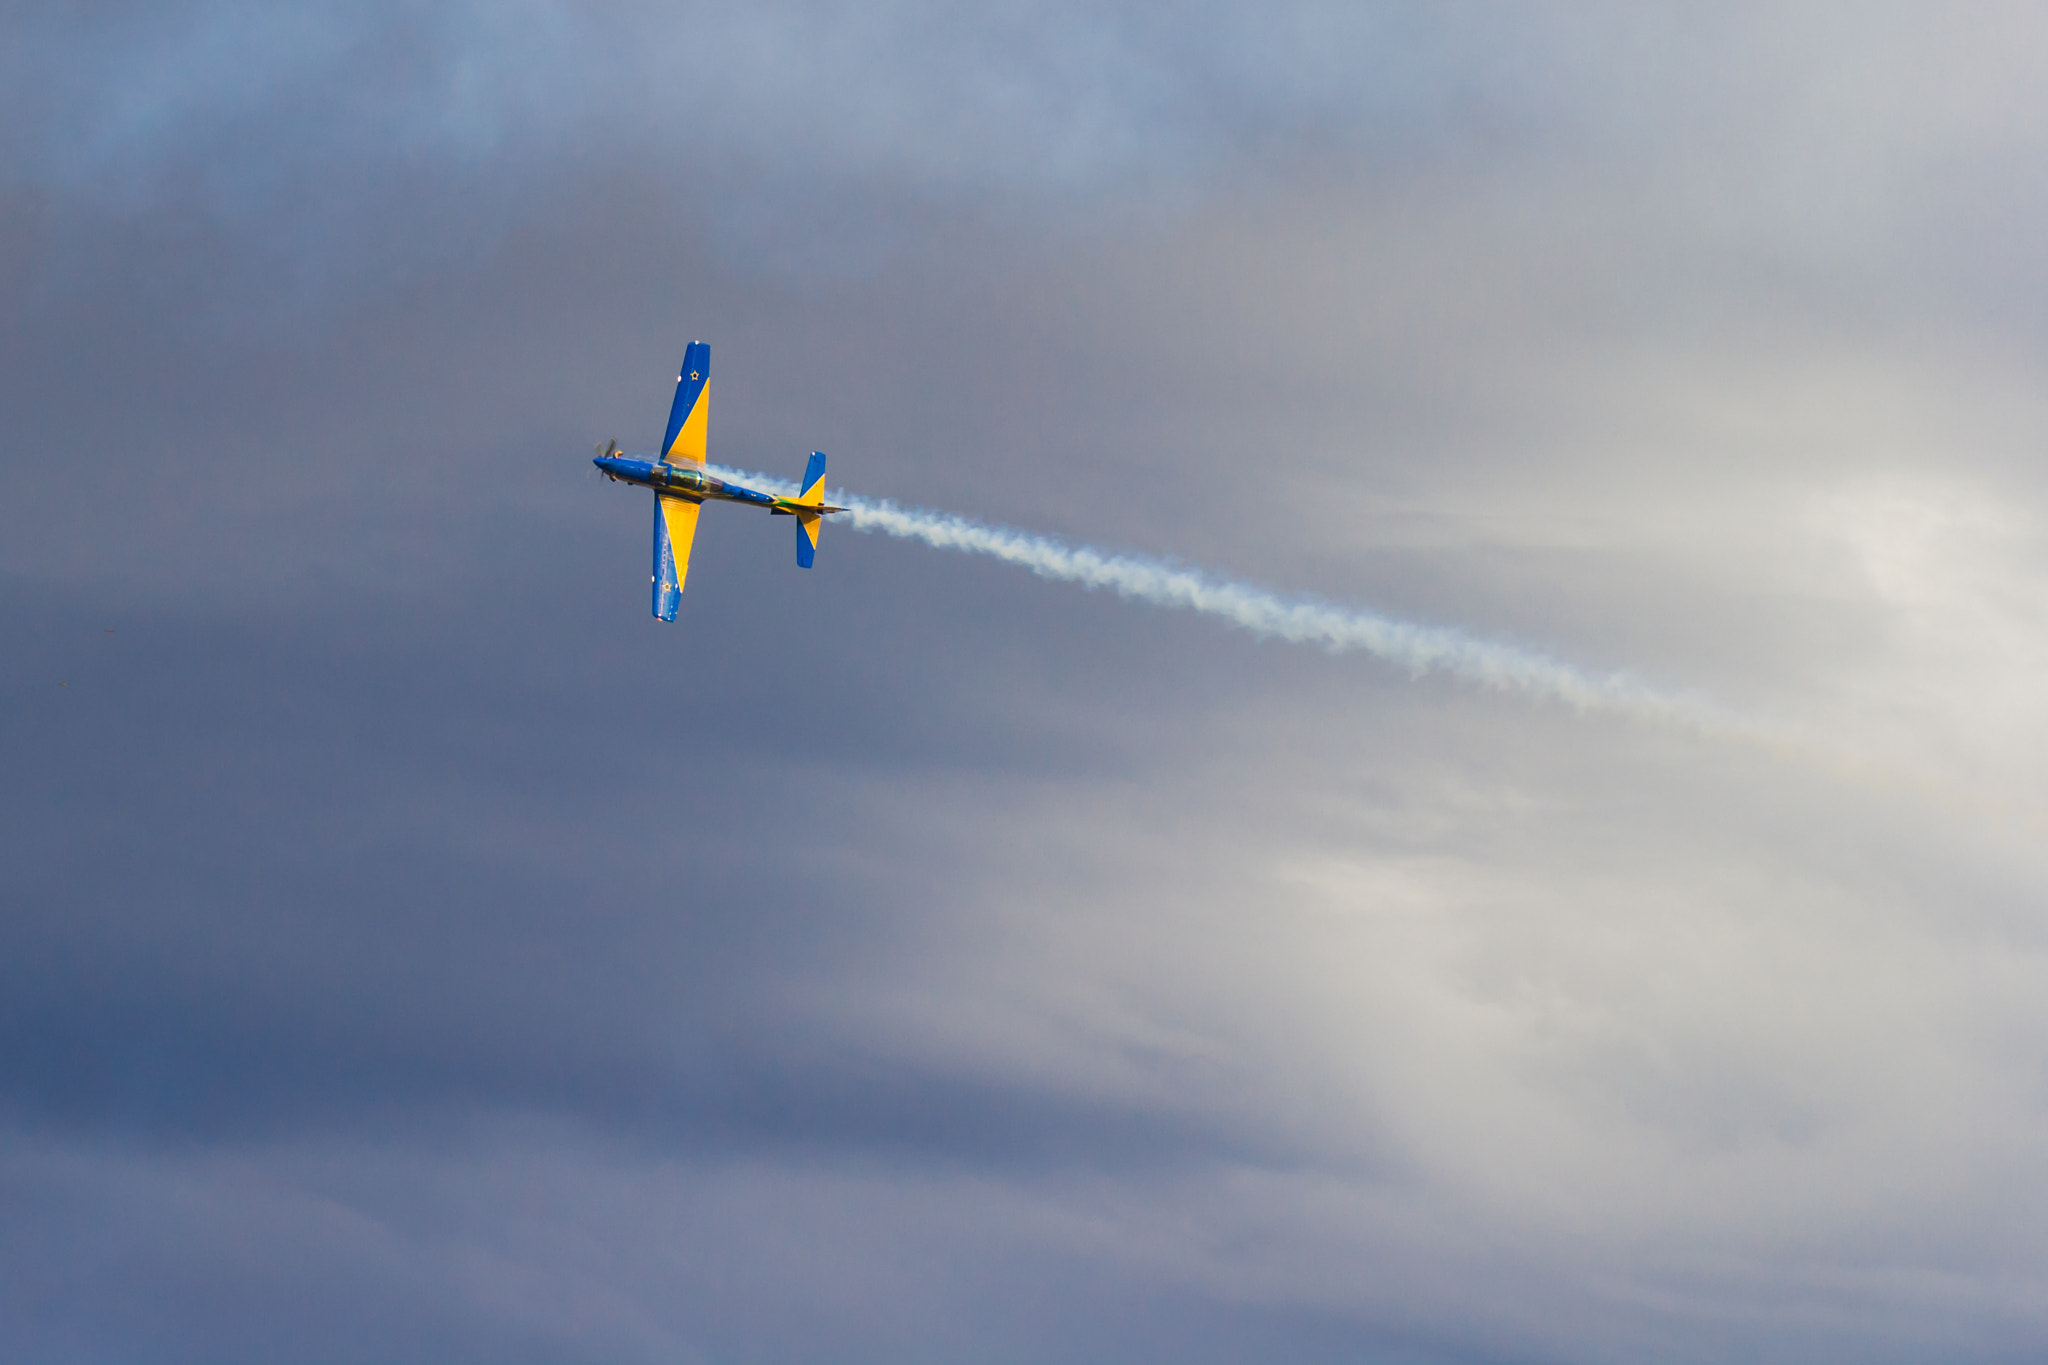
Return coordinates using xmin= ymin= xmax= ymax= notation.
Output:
xmin=592 ymin=341 xmax=845 ymax=621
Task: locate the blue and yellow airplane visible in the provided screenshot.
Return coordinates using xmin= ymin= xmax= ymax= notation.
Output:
xmin=593 ymin=341 xmax=844 ymax=620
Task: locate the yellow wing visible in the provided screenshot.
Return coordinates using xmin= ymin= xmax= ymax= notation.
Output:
xmin=659 ymin=495 xmax=702 ymax=592
xmin=661 ymin=342 xmax=711 ymax=466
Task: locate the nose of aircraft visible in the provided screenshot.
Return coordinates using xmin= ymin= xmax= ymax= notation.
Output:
xmin=593 ymin=451 xmax=658 ymax=484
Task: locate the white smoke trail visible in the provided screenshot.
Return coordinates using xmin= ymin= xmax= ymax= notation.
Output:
xmin=711 ymin=464 xmax=1753 ymax=733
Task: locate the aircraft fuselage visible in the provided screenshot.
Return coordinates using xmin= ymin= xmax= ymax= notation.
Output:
xmin=594 ymin=455 xmax=787 ymax=512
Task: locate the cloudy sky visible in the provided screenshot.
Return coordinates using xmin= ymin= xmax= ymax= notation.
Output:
xmin=7 ymin=3 xmax=2048 ymax=1361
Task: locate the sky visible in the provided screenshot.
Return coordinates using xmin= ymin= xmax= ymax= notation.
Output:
xmin=6 ymin=3 xmax=2048 ymax=1361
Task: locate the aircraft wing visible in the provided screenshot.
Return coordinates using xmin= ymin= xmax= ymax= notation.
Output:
xmin=660 ymin=340 xmax=711 ymax=465
xmin=652 ymin=494 xmax=702 ymax=620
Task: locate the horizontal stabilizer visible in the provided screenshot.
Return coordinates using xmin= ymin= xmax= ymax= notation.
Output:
xmin=798 ymin=450 xmax=827 ymax=505
xmin=795 ymin=451 xmax=827 ymax=568
xmin=796 ymin=511 xmax=821 ymax=568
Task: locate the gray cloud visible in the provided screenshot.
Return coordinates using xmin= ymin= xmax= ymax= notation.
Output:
xmin=7 ymin=3 xmax=2048 ymax=1362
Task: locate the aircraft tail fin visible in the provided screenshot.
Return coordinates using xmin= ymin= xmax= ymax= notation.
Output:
xmin=794 ymin=451 xmax=826 ymax=568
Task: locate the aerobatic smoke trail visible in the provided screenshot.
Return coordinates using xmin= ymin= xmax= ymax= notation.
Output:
xmin=710 ymin=464 xmax=1756 ymax=733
